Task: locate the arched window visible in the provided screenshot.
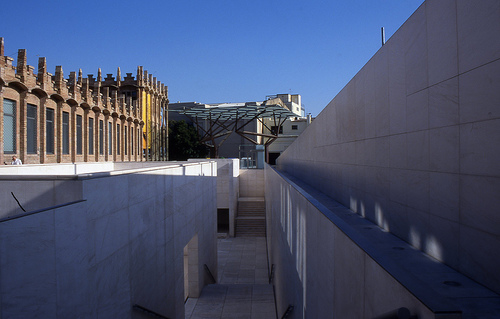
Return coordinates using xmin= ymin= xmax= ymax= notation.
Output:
xmin=3 ymin=99 xmax=16 ymax=154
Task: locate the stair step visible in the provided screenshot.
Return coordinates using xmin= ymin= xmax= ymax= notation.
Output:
xmin=235 ymin=197 xmax=266 ymax=237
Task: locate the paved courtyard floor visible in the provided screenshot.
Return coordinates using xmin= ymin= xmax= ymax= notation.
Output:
xmin=185 ymin=237 xmax=276 ymax=319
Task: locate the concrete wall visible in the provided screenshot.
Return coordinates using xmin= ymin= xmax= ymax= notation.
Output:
xmin=277 ymin=0 xmax=500 ymax=294
xmin=0 ymin=162 xmax=115 ymax=176
xmin=0 ymin=161 xmax=217 ymax=319
xmin=215 ymin=159 xmax=239 ymax=236
xmin=265 ymin=165 xmax=498 ymax=319
xmin=239 ymin=168 xmax=265 ymax=198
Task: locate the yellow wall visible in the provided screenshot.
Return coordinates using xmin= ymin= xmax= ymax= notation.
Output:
xmin=142 ymin=91 xmax=152 ymax=149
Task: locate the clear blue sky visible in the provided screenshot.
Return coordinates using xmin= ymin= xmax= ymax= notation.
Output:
xmin=1 ymin=0 xmax=424 ymax=116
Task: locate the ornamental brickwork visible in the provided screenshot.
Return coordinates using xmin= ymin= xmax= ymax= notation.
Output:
xmin=0 ymin=37 xmax=169 ymax=165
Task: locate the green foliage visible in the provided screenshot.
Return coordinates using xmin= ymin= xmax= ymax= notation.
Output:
xmin=168 ymin=120 xmax=208 ymax=160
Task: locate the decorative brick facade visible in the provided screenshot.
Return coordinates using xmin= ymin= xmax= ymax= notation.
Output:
xmin=0 ymin=37 xmax=168 ymax=165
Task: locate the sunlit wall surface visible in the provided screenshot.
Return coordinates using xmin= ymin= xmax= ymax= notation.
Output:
xmin=0 ymin=161 xmax=217 ymax=319
xmin=277 ymin=0 xmax=500 ymax=295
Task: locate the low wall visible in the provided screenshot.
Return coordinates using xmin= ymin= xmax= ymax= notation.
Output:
xmin=265 ymin=165 xmax=499 ymax=319
xmin=0 ymin=161 xmax=115 ymax=175
xmin=0 ymin=161 xmax=218 ymax=319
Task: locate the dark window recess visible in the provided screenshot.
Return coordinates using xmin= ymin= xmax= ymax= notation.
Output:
xmin=117 ymin=124 xmax=120 ymax=155
xmin=125 ymin=126 xmax=128 ymax=155
xmin=62 ymin=112 xmax=69 ymax=154
xmin=217 ymin=208 xmax=229 ymax=233
xmin=291 ymin=125 xmax=298 ymax=130
xmin=27 ymin=104 xmax=37 ymax=154
xmin=3 ymin=99 xmax=16 ymax=154
xmin=271 ymin=125 xmax=283 ymax=135
xmin=268 ymin=152 xmax=281 ymax=165
xmin=46 ymin=109 xmax=55 ymax=154
xmin=108 ymin=122 xmax=112 ymax=155
xmin=89 ymin=118 xmax=94 ymax=155
xmin=99 ymin=120 xmax=104 ymax=155
xmin=76 ymin=115 xmax=82 ymax=155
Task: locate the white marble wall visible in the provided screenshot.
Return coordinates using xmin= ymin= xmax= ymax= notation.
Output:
xmin=239 ymin=169 xmax=265 ymax=197
xmin=214 ymin=159 xmax=239 ymax=236
xmin=0 ymin=162 xmax=114 ymax=175
xmin=0 ymin=161 xmax=217 ymax=319
xmin=265 ymin=166 xmax=498 ymax=319
xmin=277 ymin=0 xmax=500 ymax=294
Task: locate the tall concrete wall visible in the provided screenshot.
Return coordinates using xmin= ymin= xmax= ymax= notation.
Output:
xmin=0 ymin=161 xmax=217 ymax=319
xmin=277 ymin=0 xmax=500 ymax=295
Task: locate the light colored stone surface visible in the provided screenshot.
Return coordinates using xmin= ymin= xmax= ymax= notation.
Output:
xmin=239 ymin=169 xmax=264 ymax=198
xmin=277 ymin=0 xmax=500 ymax=296
xmin=0 ymin=161 xmax=218 ymax=319
xmin=266 ymin=166 xmax=500 ymax=319
xmin=456 ymin=0 xmax=500 ymax=73
xmin=186 ymin=237 xmax=275 ymax=319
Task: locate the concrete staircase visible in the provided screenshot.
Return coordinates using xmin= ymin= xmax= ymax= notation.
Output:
xmin=235 ymin=197 xmax=266 ymax=237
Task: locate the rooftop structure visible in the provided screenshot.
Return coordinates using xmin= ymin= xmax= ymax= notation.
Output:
xmin=169 ymin=94 xmax=309 ymax=163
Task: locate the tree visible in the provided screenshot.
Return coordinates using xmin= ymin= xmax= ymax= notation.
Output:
xmin=168 ymin=120 xmax=208 ymax=160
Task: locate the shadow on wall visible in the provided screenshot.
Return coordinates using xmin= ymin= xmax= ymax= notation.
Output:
xmin=275 ymin=0 xmax=500 ymax=295
xmin=266 ymin=166 xmax=500 ymax=319
xmin=0 ymin=168 xmax=217 ymax=319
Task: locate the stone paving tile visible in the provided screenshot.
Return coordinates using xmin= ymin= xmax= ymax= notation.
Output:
xmin=186 ymin=237 xmax=276 ymax=319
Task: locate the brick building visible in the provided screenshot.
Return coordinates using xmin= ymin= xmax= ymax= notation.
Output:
xmin=0 ymin=38 xmax=168 ymax=165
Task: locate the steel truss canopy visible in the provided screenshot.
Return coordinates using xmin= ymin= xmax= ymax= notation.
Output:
xmin=169 ymin=102 xmax=298 ymax=159
xmin=174 ymin=103 xmax=297 ymax=121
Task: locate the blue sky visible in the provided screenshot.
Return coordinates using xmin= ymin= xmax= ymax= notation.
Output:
xmin=1 ymin=0 xmax=423 ymax=116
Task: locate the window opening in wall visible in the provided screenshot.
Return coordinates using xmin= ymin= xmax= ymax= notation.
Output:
xmin=217 ymin=208 xmax=229 ymax=233
xmin=268 ymin=152 xmax=281 ymax=165
xmin=89 ymin=118 xmax=94 ymax=155
xmin=99 ymin=120 xmax=104 ymax=155
xmin=3 ymin=99 xmax=16 ymax=154
xmin=46 ymin=108 xmax=55 ymax=154
xmin=125 ymin=126 xmax=128 ymax=156
xmin=62 ymin=111 xmax=69 ymax=154
xmin=117 ymin=124 xmax=120 ymax=155
xmin=271 ymin=125 xmax=283 ymax=135
xmin=138 ymin=128 xmax=141 ymax=158
xmin=108 ymin=122 xmax=112 ymax=155
xmin=131 ymin=126 xmax=134 ymax=155
xmin=76 ymin=115 xmax=82 ymax=155
xmin=27 ymin=104 xmax=37 ymax=154
xmin=291 ymin=125 xmax=298 ymax=130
